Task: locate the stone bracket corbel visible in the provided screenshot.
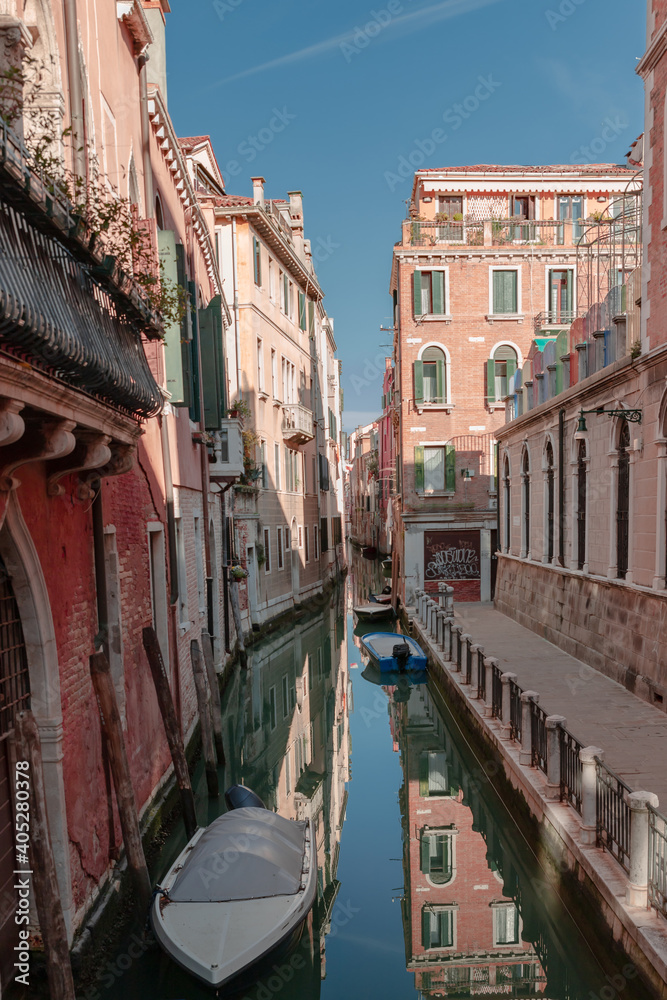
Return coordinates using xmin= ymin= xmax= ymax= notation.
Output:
xmin=47 ymin=431 xmax=112 ymax=499
xmin=0 ymin=418 xmax=76 ymax=491
xmin=0 ymin=398 xmax=25 ymax=447
xmin=80 ymin=442 xmax=136 ymax=497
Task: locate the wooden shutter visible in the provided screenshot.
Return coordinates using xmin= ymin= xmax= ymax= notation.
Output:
xmin=436 ymin=360 xmax=444 ymax=403
xmin=308 ymin=300 xmax=315 ymax=338
xmin=199 ymin=296 xmax=225 ymax=430
xmin=320 ymin=516 xmax=329 ymax=552
xmin=445 ymin=445 xmax=456 ymax=491
xmin=187 ymin=279 xmax=200 ymax=423
xmin=413 ymin=270 xmax=422 ymax=317
xmin=414 ymin=361 xmax=424 ymax=405
xmin=493 ymin=270 xmax=517 ymax=314
xmin=486 ymin=359 xmax=496 ymax=402
xmin=419 ymin=753 xmax=429 ymax=796
xmin=565 ymin=269 xmax=573 ymax=315
xmin=158 ymin=230 xmax=188 ymax=405
xmin=253 ymin=236 xmax=261 ymax=285
xmin=432 ymin=271 xmax=445 ymax=315
xmin=298 ymin=292 xmax=306 ymax=331
xmin=420 ymin=836 xmax=430 ymax=874
xmin=506 ymin=358 xmax=517 ymax=382
xmin=414 ymin=446 xmax=424 ymax=492
xmin=422 ymin=907 xmax=431 ymax=948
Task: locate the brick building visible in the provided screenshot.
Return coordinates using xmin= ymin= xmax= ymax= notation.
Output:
xmin=493 ymin=0 xmax=667 ymax=711
xmin=389 ymin=164 xmax=638 ymax=605
xmin=348 ymin=421 xmax=379 ymax=550
xmin=378 ymin=359 xmax=397 ymax=556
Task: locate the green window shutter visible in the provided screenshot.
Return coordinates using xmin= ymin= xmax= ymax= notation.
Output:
xmin=422 ymin=907 xmax=431 ymax=948
xmin=420 ymin=836 xmax=430 ymax=874
xmin=506 ymin=358 xmax=517 ymax=383
xmin=158 ymin=230 xmax=188 ymax=405
xmin=493 ymin=270 xmax=517 ymax=313
xmin=413 ymin=270 xmax=422 ymax=317
xmin=432 ymin=271 xmax=444 ymax=315
xmin=414 ymin=360 xmax=424 ymax=405
xmin=486 ymin=359 xmax=496 ymax=402
xmin=414 ymin=446 xmax=424 ymax=492
xmin=419 ymin=753 xmax=429 ymax=796
xmin=436 ymin=359 xmax=444 ymax=403
xmin=565 ymin=269 xmax=573 ymax=314
xmin=308 ymin=300 xmax=315 ymax=337
xmin=199 ymin=295 xmax=225 ymax=430
xmin=253 ymin=236 xmax=261 ymax=285
xmin=299 ymin=292 xmax=306 ymax=331
xmin=187 ymin=279 xmax=200 ymax=423
xmin=445 ymin=445 xmax=456 ymax=491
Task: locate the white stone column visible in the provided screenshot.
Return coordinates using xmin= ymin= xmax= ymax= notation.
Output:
xmin=545 ymin=714 xmax=566 ymax=798
xmin=580 ymin=746 xmax=604 ymax=846
xmin=483 ymin=657 xmax=497 ymax=717
xmin=470 ymin=644 xmax=483 ymax=698
xmin=452 ymin=625 xmax=462 ymax=671
xmin=429 ymin=601 xmax=438 ymax=638
xmin=461 ymin=634 xmax=472 ymax=687
xmin=501 ymin=672 xmax=517 ymax=738
xmin=519 ymin=691 xmax=540 ymax=765
xmin=627 ymin=790 xmax=659 ymax=907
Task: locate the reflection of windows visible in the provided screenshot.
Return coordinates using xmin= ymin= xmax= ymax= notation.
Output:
xmin=422 ymin=906 xmax=455 ymax=949
xmin=282 ymin=674 xmax=289 ymax=718
xmin=269 ymin=686 xmax=277 ymax=730
xmin=419 ymin=751 xmax=449 ymax=796
xmin=420 ymin=832 xmax=453 ymax=884
xmin=493 ymin=903 xmax=520 ymax=945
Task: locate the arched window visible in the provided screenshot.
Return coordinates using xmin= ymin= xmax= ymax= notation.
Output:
xmin=155 ymin=193 xmax=165 ymax=231
xmin=415 ymin=346 xmax=447 ymax=405
xmin=545 ymin=441 xmax=554 ymax=563
xmin=577 ymin=439 xmax=587 ymax=571
xmin=521 ymin=449 xmax=530 ymax=558
xmin=421 ymin=832 xmax=454 ymax=885
xmin=617 ymin=421 xmax=630 ymax=579
xmin=503 ymin=456 xmax=511 ymax=553
xmin=487 ymin=345 xmax=518 ymax=405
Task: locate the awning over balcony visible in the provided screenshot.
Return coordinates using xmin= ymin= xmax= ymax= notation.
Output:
xmin=0 ymin=201 xmax=163 ymax=419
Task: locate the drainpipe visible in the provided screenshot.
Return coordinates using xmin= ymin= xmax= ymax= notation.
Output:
xmin=63 ymin=0 xmax=85 ymax=180
xmin=495 ymin=439 xmax=500 ymax=560
xmin=91 ymin=484 xmax=108 ymax=657
xmin=558 ymin=408 xmax=565 ymax=566
xmin=231 ymin=217 xmax=242 ymax=398
xmin=138 ymin=51 xmax=154 ymax=217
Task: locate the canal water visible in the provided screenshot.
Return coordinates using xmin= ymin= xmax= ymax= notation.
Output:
xmin=85 ymin=554 xmax=656 ymax=1000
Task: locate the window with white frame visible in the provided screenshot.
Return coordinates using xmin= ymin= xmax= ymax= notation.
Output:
xmin=275 ymin=443 xmax=281 ymax=490
xmin=486 ymin=344 xmax=518 ymax=405
xmin=271 ymin=348 xmax=277 ymax=398
xmin=414 ymin=445 xmax=456 ymax=494
xmin=419 ymin=751 xmax=452 ymax=796
xmin=491 ymin=268 xmax=519 ymax=314
xmin=282 ymin=674 xmax=289 ymax=718
xmin=284 ymin=526 xmax=290 ymax=557
xmin=263 ymin=527 xmax=271 ymax=573
xmin=422 ymin=906 xmax=456 ymax=950
xmin=277 ymin=527 xmax=284 ymax=569
xmin=257 ymin=338 xmax=265 ymax=393
xmin=413 ymin=269 xmax=448 ymax=317
xmin=314 ymin=524 xmax=319 ymax=560
xmin=420 ymin=831 xmax=454 ymax=885
xmin=492 ymin=903 xmax=520 ymax=946
xmin=282 ymin=357 xmax=296 ymax=404
xmin=268 ymin=256 xmax=276 ymax=300
xmin=252 ymin=235 xmax=262 ymax=286
xmin=259 ymin=439 xmax=267 ymax=488
xmin=148 ymin=524 xmax=169 ymax=673
xmin=305 ymin=526 xmax=309 ymax=562
xmin=414 ymin=346 xmax=448 ymax=405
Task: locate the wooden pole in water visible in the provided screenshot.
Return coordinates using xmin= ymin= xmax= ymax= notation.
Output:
xmin=201 ymin=631 xmax=225 ymax=766
xmin=190 ymin=639 xmax=219 ymax=798
xmin=89 ymin=652 xmax=152 ymax=912
xmin=229 ymin=577 xmax=247 ymax=668
xmin=142 ymin=627 xmax=198 ymax=839
xmin=14 ymin=710 xmax=75 ymax=1000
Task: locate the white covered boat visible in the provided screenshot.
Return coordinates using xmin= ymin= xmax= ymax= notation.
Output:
xmin=151 ymin=806 xmax=316 ymax=989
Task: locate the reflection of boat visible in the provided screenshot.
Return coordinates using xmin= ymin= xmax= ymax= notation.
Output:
xmin=360 ymin=632 xmax=427 ymax=672
xmin=361 ymin=660 xmax=427 ymax=689
xmin=353 ymin=602 xmax=395 ymax=621
xmin=151 ymin=792 xmax=317 ymax=989
xmin=362 ymin=546 xmax=377 ymax=559
xmin=381 ymin=557 xmax=392 ymax=577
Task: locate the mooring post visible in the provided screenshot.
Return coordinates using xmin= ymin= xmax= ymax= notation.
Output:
xmin=89 ymin=653 xmax=152 ymax=912
xmin=580 ymin=746 xmax=604 ymax=846
xmin=627 ymin=791 xmax=659 ymax=907
xmin=545 ymin=715 xmax=566 ymax=797
xmin=142 ymin=627 xmax=198 ymax=839
xmin=15 ymin=711 xmax=75 ymax=1000
xmin=500 ymin=672 xmax=517 ymax=739
xmin=470 ymin=644 xmax=482 ymax=696
xmin=519 ymin=692 xmax=540 ymax=764
xmin=461 ymin=635 xmax=472 ymax=687
xmin=483 ymin=657 xmax=497 ymax=717
xmin=452 ymin=626 xmax=463 ymax=671
xmin=190 ymin=640 xmax=220 ymax=798
xmin=201 ymin=631 xmax=225 ymax=765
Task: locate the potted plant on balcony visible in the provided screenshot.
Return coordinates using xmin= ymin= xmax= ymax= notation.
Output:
xmin=230 ymin=564 xmax=248 ymax=581
xmin=228 ymin=398 xmax=252 ymax=421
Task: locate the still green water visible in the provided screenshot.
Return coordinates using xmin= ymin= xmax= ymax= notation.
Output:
xmin=87 ymin=555 xmax=656 ymax=1000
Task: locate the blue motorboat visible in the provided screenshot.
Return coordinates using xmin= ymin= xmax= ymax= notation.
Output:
xmin=360 ymin=632 xmax=428 ymax=673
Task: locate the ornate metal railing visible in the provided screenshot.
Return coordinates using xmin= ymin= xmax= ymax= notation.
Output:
xmin=402 ymin=218 xmax=579 ymax=249
xmin=530 ymin=702 xmax=548 ymax=775
xmin=596 ymin=759 xmax=631 ymax=873
xmin=559 ymin=727 xmax=583 ymax=815
xmin=491 ymin=663 xmax=503 ymax=720
xmin=509 ymin=679 xmax=522 ymax=742
xmin=648 ymin=805 xmax=667 ymax=918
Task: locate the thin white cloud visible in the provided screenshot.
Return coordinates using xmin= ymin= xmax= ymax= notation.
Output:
xmin=210 ymin=0 xmax=506 ymax=87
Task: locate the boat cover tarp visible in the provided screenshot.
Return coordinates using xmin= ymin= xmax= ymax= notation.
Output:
xmin=362 ymin=633 xmax=421 ymax=657
xmin=169 ymin=807 xmax=307 ymax=903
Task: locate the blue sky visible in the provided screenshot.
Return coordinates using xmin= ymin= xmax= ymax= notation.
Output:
xmin=165 ymin=0 xmax=646 ymax=432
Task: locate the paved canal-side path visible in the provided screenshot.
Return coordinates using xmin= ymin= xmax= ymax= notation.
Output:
xmin=453 ymin=602 xmax=667 ymax=808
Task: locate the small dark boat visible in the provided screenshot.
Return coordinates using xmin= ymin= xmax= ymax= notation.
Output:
xmin=360 ymin=632 xmax=428 ymax=672
xmin=362 ymin=546 xmax=377 ymax=559
xmin=371 ymin=593 xmax=392 ymax=605
xmin=381 ymin=558 xmax=392 ymax=577
xmin=353 ymin=602 xmax=395 ymax=621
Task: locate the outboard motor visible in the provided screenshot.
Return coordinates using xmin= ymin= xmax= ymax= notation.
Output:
xmin=225 ymin=784 xmax=266 ymax=811
xmin=392 ymin=642 xmax=411 ymax=673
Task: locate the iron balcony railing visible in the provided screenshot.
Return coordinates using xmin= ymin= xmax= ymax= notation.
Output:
xmin=530 ymin=702 xmax=548 ymax=775
xmin=596 ymin=759 xmax=631 ymax=873
xmin=491 ymin=663 xmax=503 ymax=720
xmin=648 ymin=805 xmax=667 ymax=919
xmin=509 ymin=680 xmax=522 ymax=742
xmin=559 ymin=728 xmax=583 ymax=815
xmin=402 ymin=218 xmax=587 ymax=249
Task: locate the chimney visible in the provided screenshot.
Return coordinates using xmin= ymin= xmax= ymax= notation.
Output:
xmin=287 ymin=190 xmax=304 ymax=239
xmin=251 ymin=176 xmax=265 ymax=207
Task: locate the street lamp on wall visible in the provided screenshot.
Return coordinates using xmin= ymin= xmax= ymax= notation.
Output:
xmin=574 ymin=406 xmax=642 ymax=441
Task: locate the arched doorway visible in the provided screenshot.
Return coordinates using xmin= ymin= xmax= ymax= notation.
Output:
xmin=291 ymin=518 xmax=300 ymax=599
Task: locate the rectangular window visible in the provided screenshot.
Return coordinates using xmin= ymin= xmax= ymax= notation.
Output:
xmin=314 ymin=525 xmax=319 ymax=560
xmin=268 ymin=257 xmax=275 ymax=299
xmin=413 ymin=269 xmax=446 ymax=317
xmin=263 ymin=527 xmax=271 ymax=573
xmin=275 ymin=442 xmax=281 ymax=490
xmin=558 ymin=195 xmax=584 ymax=242
xmin=332 ymin=515 xmax=342 ymax=546
xmin=277 ymin=527 xmax=284 ymax=568
xmin=271 ymin=348 xmax=277 ymax=398
xmin=260 ymin=439 xmax=267 ymax=488
xmin=298 ymin=525 xmax=303 ymax=548
xmin=419 ymin=752 xmax=449 ymax=796
xmin=282 ymin=674 xmax=289 ymax=718
xmin=511 ymin=194 xmax=535 ymax=219
xmin=414 ymin=445 xmax=456 ymax=494
xmin=305 ymin=526 xmax=309 ymax=562
xmin=548 ymin=268 xmax=574 ymax=323
xmin=253 ymin=235 xmax=262 ymax=286
xmin=493 ymin=904 xmax=520 ymax=945
xmin=269 ymin=686 xmax=277 ymax=729
xmin=320 ymin=517 xmax=329 ymax=552
xmin=422 ymin=908 xmax=454 ymax=950
xmin=284 ymin=526 xmax=290 ymax=554
xmin=257 ymin=338 xmax=265 ymax=392
xmin=492 ymin=269 xmax=518 ymax=314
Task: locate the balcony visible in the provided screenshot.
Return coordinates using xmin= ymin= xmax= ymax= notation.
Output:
xmin=282 ymin=403 xmax=314 ymax=445
xmin=402 ymin=218 xmax=585 ymax=249
xmin=208 ymin=419 xmax=243 ymax=481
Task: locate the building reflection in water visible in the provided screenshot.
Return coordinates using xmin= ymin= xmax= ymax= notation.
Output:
xmin=222 ymin=586 xmax=350 ymax=987
xmin=390 ymin=677 xmax=592 ymax=999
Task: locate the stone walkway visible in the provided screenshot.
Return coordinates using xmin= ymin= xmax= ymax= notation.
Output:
xmin=453 ymin=602 xmax=667 ymax=809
